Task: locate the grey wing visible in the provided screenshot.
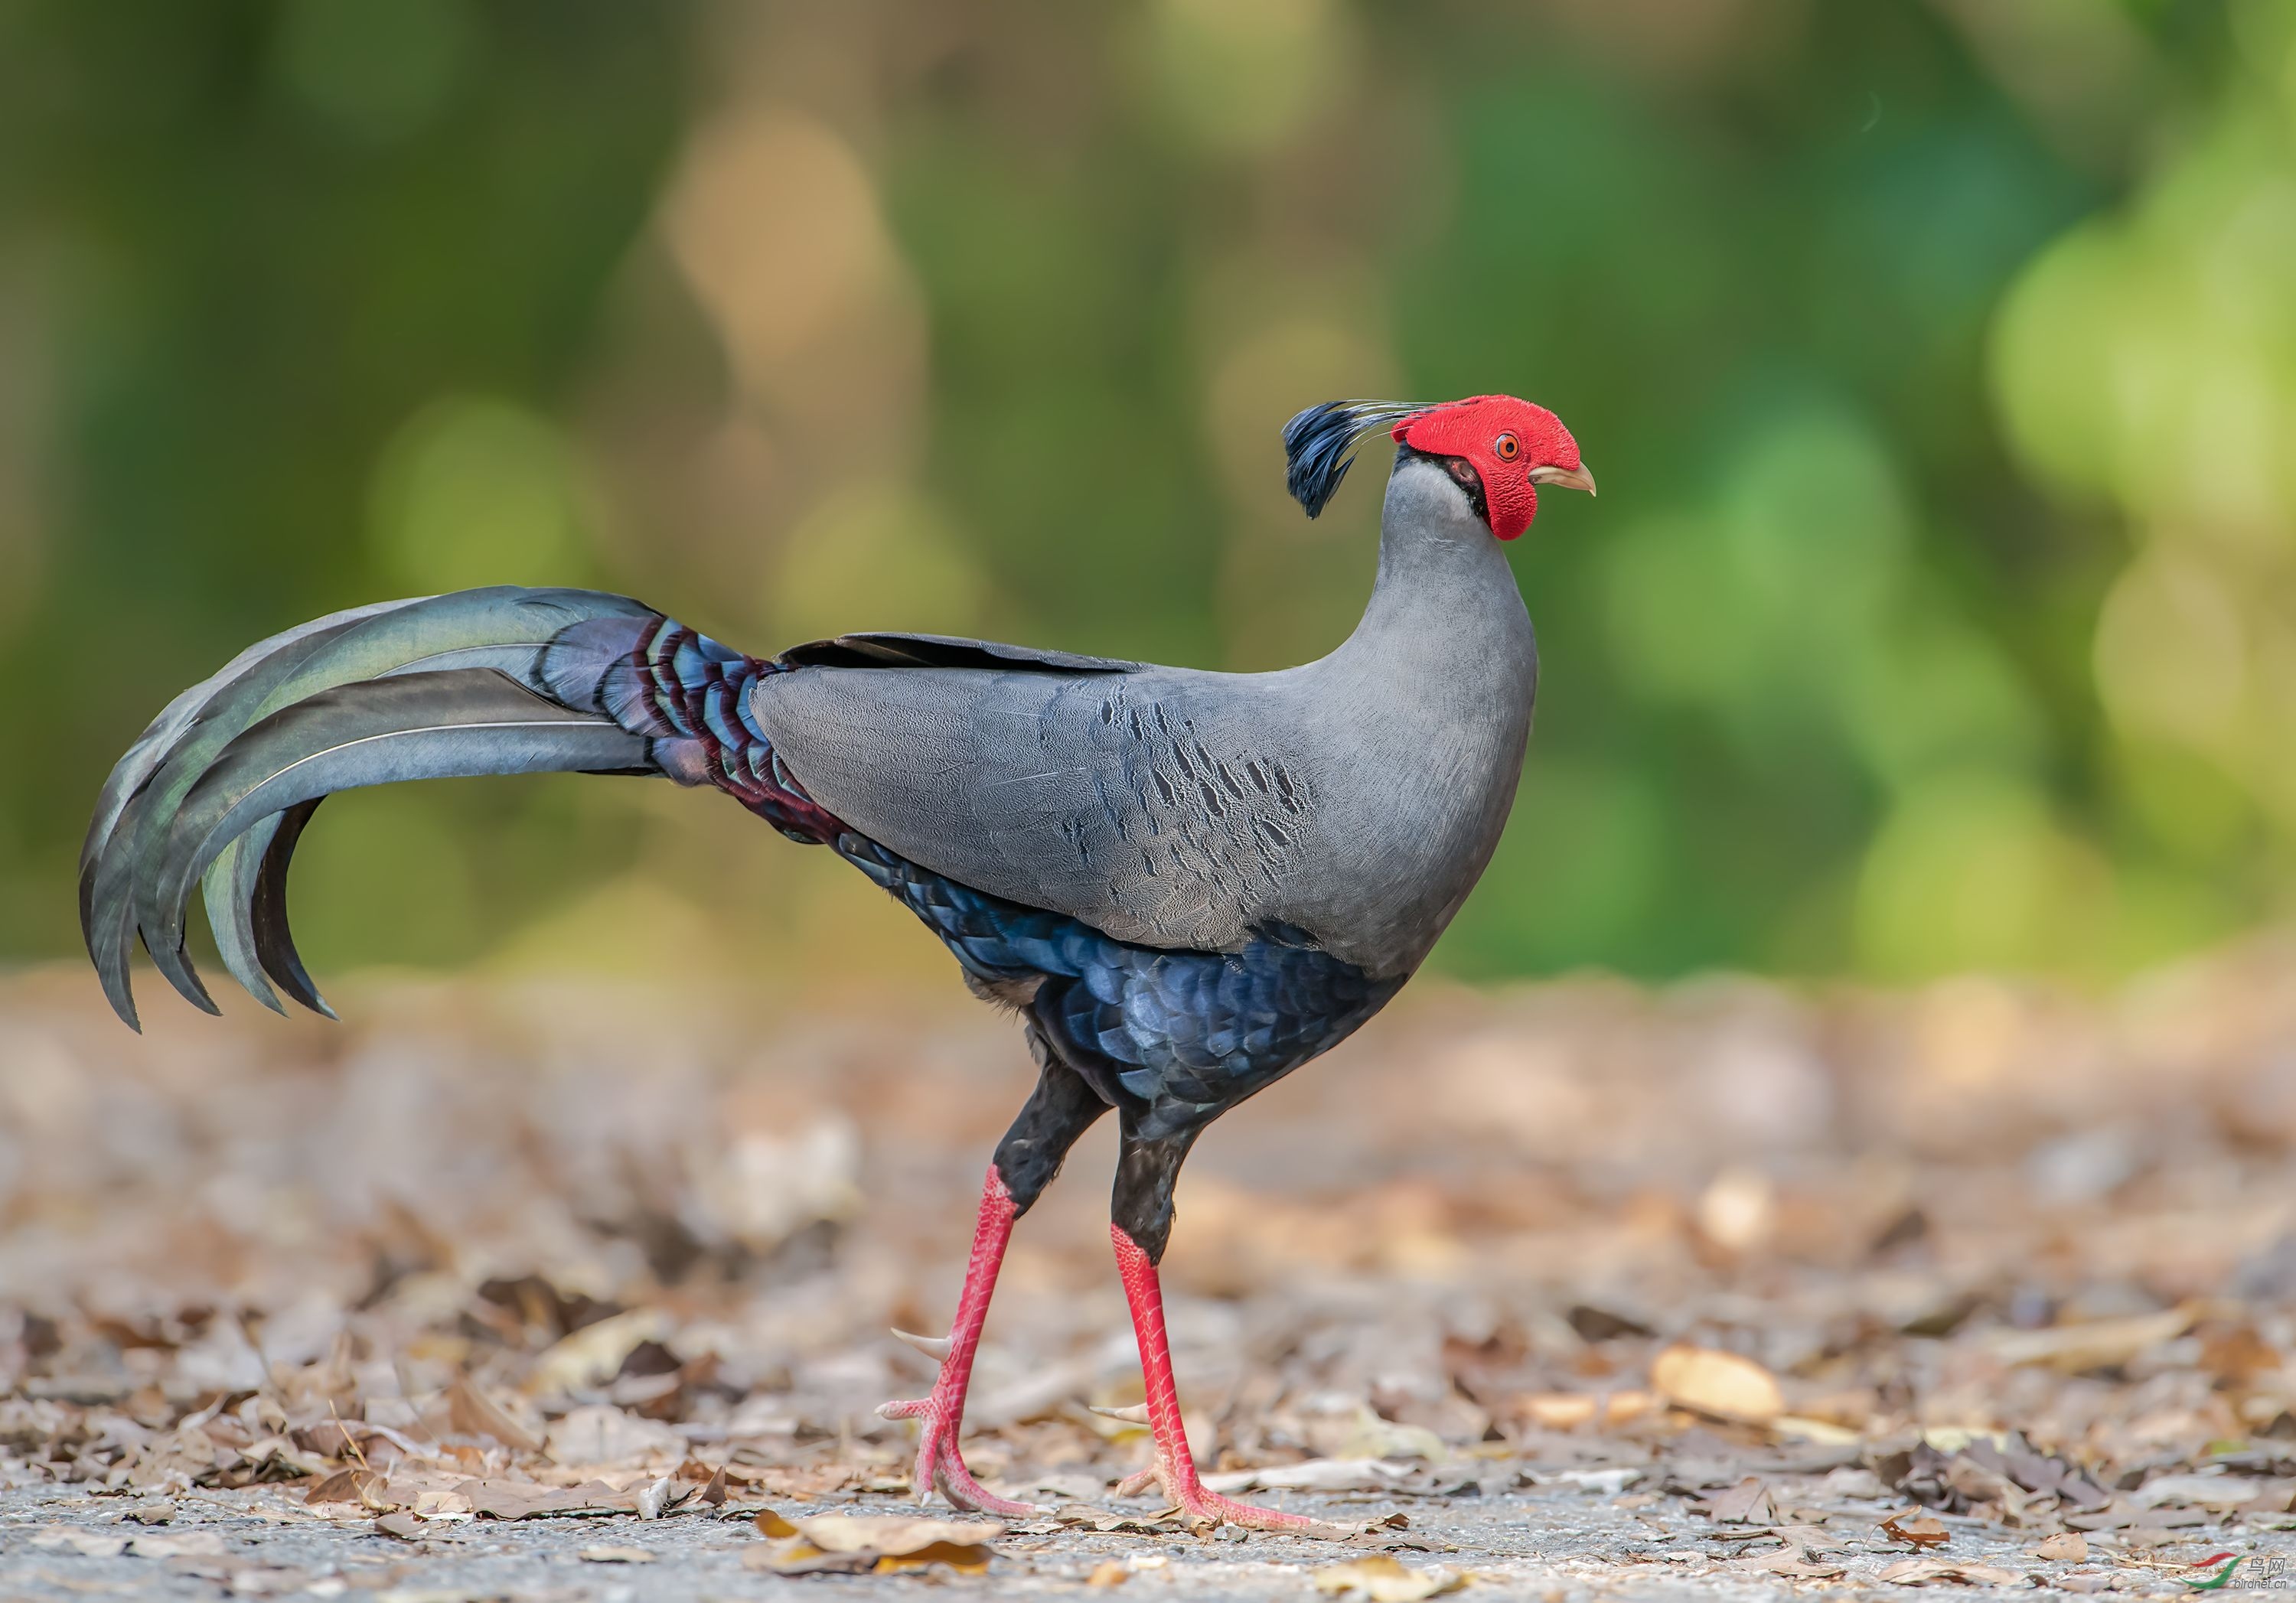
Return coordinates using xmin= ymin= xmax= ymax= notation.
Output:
xmin=750 ymin=660 xmax=1314 ymax=953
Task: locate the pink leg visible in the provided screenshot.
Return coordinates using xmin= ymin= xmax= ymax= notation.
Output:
xmin=876 ymin=1167 xmax=1039 ymax=1517
xmin=1110 ymin=1225 xmax=1349 ymax=1536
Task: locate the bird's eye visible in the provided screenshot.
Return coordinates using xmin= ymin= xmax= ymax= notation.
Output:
xmin=1495 ymin=432 xmax=1520 ymax=461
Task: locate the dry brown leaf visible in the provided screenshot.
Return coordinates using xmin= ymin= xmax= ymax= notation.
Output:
xmin=302 ymin=1466 xmax=391 ymax=1509
xmin=527 ymin=1308 xmax=669 ymax=1395
xmin=1877 ymin=1556 xmax=2023 ymax=1585
xmin=1516 ymin=1393 xmax=1598 ymax=1430
xmin=445 ymin=1377 xmax=543 ymax=1454
xmin=1312 ymin=1554 xmax=1466 ymax=1601
xmin=1602 ymin=1391 xmax=1664 ymax=1429
xmin=545 ymin=1403 xmax=681 ymax=1465
xmin=295 ymin=1421 xmax=403 ymax=1466
xmin=788 ymin=1513 xmax=1005 ymax=1556
xmin=1513 ymin=1390 xmax=1656 ymax=1430
xmin=1536 ymin=1466 xmax=1643 ymax=1494
xmin=31 ymin=1526 xmax=129 ymax=1558
xmin=1772 ymin=1413 xmax=1861 ymax=1445
xmin=742 ymin=1540 xmax=994 ymax=1577
xmin=2199 ymin=1323 xmax=2281 ymax=1383
xmin=2131 ymin=1473 xmax=2284 ymax=1511
xmin=1727 ymin=1547 xmax=1846 ymax=1580
xmin=2034 ymin=1532 xmax=2088 ymax=1562
xmin=1881 ymin=1509 xmax=1951 ymax=1548
xmin=371 ymin=1512 xmax=425 ymax=1540
xmin=1701 ymin=1475 xmax=1777 ymax=1524
xmin=1651 ymin=1343 xmax=1784 ymax=1423
xmin=746 ymin=1512 xmax=1002 ymax=1577
xmin=464 ymin=1478 xmax=635 ymax=1520
xmin=215 ymin=1563 xmax=312 ymax=1596
xmin=580 ymin=1545 xmax=657 ymax=1563
xmin=1087 ymin=1560 xmax=1130 ymax=1587
xmin=1334 ymin=1408 xmax=1449 ymax=1461
xmin=129 ymin=1530 xmax=225 ymax=1558
xmin=1986 ymin=1307 xmax=2193 ymax=1373
xmin=872 ymin=1543 xmax=999 ymax=1576
xmin=1047 ymin=1505 xmax=1195 ymax=1535
xmin=409 ymin=1483 xmax=474 ymax=1520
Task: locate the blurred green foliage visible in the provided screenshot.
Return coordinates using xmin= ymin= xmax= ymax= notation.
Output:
xmin=2 ymin=0 xmax=2291 ymax=989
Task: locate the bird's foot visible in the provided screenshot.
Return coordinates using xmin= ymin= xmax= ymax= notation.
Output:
xmin=1113 ymin=1459 xmax=1351 ymax=1536
xmin=871 ymin=1169 xmax=1039 ymax=1519
xmin=876 ymin=1368 xmax=1042 ymax=1519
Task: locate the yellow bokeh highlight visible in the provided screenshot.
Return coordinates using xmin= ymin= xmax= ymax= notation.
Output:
xmin=1856 ymin=773 xmax=2111 ymax=978
xmin=1142 ymin=0 xmax=1350 ymax=155
xmin=768 ymin=484 xmax=990 ymax=647
xmin=1989 ymin=66 xmax=2296 ymax=940
xmin=368 ymin=396 xmax=596 ymax=591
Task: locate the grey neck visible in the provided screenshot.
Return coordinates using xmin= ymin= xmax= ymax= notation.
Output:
xmin=1329 ymin=451 xmax=1534 ymax=679
xmin=1273 ymin=451 xmax=1538 ymax=976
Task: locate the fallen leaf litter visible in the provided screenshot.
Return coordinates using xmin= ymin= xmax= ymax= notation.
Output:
xmin=5 ymin=942 xmax=2296 ymax=1593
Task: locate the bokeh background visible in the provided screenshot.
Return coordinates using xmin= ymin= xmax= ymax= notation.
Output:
xmin=2 ymin=0 xmax=2293 ymax=992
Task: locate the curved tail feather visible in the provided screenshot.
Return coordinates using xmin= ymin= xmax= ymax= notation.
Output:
xmin=139 ymin=668 xmax=651 ymax=988
xmin=81 ymin=587 xmax=804 ymax=1030
xmin=204 ymin=800 xmax=330 ymax=1018
xmin=78 ymin=598 xmax=426 ymax=907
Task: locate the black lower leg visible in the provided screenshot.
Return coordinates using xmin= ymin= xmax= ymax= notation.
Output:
xmin=1112 ymin=1122 xmax=1202 ymax=1264
xmin=990 ymin=1030 xmax=1110 ymax=1214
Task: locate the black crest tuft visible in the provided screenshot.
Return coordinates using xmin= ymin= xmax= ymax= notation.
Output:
xmin=1282 ymin=400 xmax=1425 ymax=519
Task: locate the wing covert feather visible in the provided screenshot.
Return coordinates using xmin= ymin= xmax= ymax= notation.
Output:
xmin=752 ymin=663 xmax=1313 ymax=952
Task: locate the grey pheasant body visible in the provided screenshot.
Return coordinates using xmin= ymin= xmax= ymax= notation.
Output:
xmin=80 ymin=394 xmax=1593 ymax=1529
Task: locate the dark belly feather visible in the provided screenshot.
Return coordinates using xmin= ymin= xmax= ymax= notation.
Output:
xmin=842 ymin=836 xmax=1399 ymax=1138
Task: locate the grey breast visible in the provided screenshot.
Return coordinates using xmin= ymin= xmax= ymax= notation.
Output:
xmin=750 ymin=663 xmax=1321 ymax=955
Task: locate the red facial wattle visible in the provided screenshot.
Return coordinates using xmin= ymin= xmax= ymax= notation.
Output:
xmin=1392 ymin=395 xmax=1585 ymax=541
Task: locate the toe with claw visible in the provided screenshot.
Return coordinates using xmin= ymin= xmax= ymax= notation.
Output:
xmin=875 ymin=1385 xmax=1040 ymax=1518
xmin=1114 ymin=1455 xmax=1352 ymax=1537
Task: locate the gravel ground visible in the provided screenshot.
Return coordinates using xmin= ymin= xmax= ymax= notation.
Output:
xmin=8 ymin=1477 xmax=2292 ymax=1601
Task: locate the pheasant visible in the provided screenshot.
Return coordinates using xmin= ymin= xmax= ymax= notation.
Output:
xmin=80 ymin=394 xmax=1593 ymax=1532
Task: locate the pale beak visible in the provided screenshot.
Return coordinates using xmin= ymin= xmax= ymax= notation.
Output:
xmin=1531 ymin=463 xmax=1597 ymax=497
